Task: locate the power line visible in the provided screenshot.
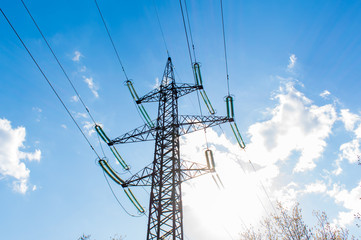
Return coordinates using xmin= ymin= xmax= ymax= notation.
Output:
xmin=94 ymin=0 xmax=155 ymax=131
xmin=220 ymin=0 xmax=230 ymax=96
xmin=0 ymin=8 xmax=101 ymax=159
xmin=179 ymin=0 xmax=211 ymax=149
xmin=94 ymin=0 xmax=130 ymax=81
xmin=217 ymin=125 xmax=275 ymax=218
xmin=179 ymin=0 xmax=194 ymax=66
xmin=245 ymin=151 xmax=277 ymax=214
xmin=184 ymin=0 xmax=197 ymax=62
xmin=152 ymin=0 xmax=169 ymax=57
xmin=103 ymin=171 xmax=145 ymax=218
xmin=20 ymin=0 xmax=97 ymax=126
xmin=217 ymin=0 xmax=277 ymax=223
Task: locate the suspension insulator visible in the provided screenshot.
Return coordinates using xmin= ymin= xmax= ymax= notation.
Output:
xmin=99 ymin=159 xmax=125 ymax=185
xmin=205 ymin=149 xmax=215 ymax=170
xmin=95 ymin=125 xmax=130 ymax=170
xmin=126 ymin=80 xmax=154 ymax=128
xmin=95 ymin=124 xmax=111 ymax=144
xmin=124 ymin=188 xmax=145 ymax=213
xmin=110 ymin=146 xmax=130 ymax=170
xmin=126 ymin=80 xmax=140 ymax=101
xmin=230 ymin=122 xmax=246 ymax=149
xmin=193 ymin=62 xmax=203 ymax=86
xmin=200 ymin=90 xmax=215 ymax=115
xmin=225 ymin=95 xmax=234 ymax=119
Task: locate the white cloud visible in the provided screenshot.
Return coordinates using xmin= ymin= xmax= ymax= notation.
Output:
xmin=83 ymin=76 xmax=99 ymax=98
xmin=72 ymin=50 xmax=82 ymax=62
xmin=0 ymin=118 xmax=40 ymax=194
xmin=327 ymin=182 xmax=361 ymax=226
xmin=83 ymin=121 xmax=95 ymax=136
xmin=320 ymin=90 xmax=331 ymax=99
xmin=32 ymin=107 xmax=42 ymax=113
xmin=18 ymin=150 xmax=41 ymax=162
xmin=354 ymin=123 xmax=361 ymax=139
xmin=61 ymin=124 xmax=67 ymax=129
xmin=74 ymin=112 xmax=88 ymax=119
xmin=304 ymin=181 xmax=327 ymax=193
xmin=340 ymin=109 xmax=359 ymax=131
xmin=80 ymin=66 xmax=86 ymax=72
xmin=339 ymin=139 xmax=361 ymax=164
xmin=152 ymin=77 xmax=160 ymax=89
xmin=333 ymin=109 xmax=361 ymax=175
xmin=178 ymin=77 xmax=361 ymax=237
xmin=246 ymin=82 xmax=337 ymax=172
xmin=274 ymin=182 xmax=300 ymax=209
xmin=32 ymin=107 xmax=42 ymax=122
xmin=287 ymin=54 xmax=297 ymax=70
xmin=70 ymin=95 xmax=79 ymax=102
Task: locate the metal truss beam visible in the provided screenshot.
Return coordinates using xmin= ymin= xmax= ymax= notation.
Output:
xmin=136 ymin=83 xmax=202 ymax=104
xmin=122 ymin=160 xmax=213 ymax=187
xmin=108 ymin=115 xmax=231 ymax=145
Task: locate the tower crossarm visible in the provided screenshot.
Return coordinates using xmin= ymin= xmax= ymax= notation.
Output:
xmin=136 ymin=83 xmax=202 ymax=104
xmin=108 ymin=122 xmax=156 ymax=145
xmin=122 ymin=164 xmax=154 ymax=187
xmin=121 ymin=160 xmax=213 ymax=188
xmin=180 ymin=160 xmax=213 ymax=182
xmin=109 ymin=115 xmax=231 ymax=145
xmin=179 ymin=115 xmax=232 ymax=135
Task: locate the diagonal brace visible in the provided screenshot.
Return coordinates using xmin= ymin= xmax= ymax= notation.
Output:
xmin=178 ymin=115 xmax=232 ymax=135
xmin=122 ymin=160 xmax=213 ymax=187
xmin=108 ymin=122 xmax=156 ymax=145
xmin=137 ymin=83 xmax=202 ymax=103
xmin=109 ymin=115 xmax=232 ymax=145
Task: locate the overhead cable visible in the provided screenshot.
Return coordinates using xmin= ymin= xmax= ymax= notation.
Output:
xmin=220 ymin=0 xmax=230 ymax=95
xmin=0 ymin=8 xmax=101 ymax=159
xmin=103 ymin=171 xmax=145 ymax=218
xmin=20 ymin=0 xmax=97 ymax=126
xmin=179 ymin=0 xmax=194 ymax=65
xmin=152 ymin=0 xmax=169 ymax=57
xmin=184 ymin=0 xmax=197 ymax=62
xmin=94 ymin=0 xmax=130 ymax=81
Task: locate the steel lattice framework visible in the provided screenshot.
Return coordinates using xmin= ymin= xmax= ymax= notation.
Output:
xmin=109 ymin=57 xmax=232 ymax=239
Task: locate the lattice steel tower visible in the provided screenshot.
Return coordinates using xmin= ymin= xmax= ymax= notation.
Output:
xmin=108 ymin=57 xmax=231 ymax=239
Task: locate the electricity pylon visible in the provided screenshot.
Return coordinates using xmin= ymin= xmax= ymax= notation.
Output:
xmin=108 ymin=57 xmax=231 ymax=239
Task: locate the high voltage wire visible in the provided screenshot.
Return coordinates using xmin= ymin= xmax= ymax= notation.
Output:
xmin=94 ymin=0 xmax=130 ymax=81
xmin=3 ymin=2 xmax=266 ymax=238
xmin=103 ymin=171 xmax=145 ymax=218
xmin=220 ymin=0 xmax=230 ymax=96
xmin=217 ymin=125 xmax=275 ymax=219
xmin=6 ymin=3 xmax=143 ymax=216
xmin=93 ymin=0 xmax=153 ymax=209
xmin=152 ymin=0 xmax=169 ymax=57
xmin=243 ymin=150 xmax=277 ymax=214
xmin=180 ymin=0 xmax=275 ymax=229
xmin=20 ymin=0 xmax=110 ymax=165
xmin=179 ymin=0 xmax=211 ymax=149
xmin=218 ymin=0 xmax=278 ymax=218
xmin=20 ymin=0 xmax=97 ymax=126
xmin=184 ymin=0 xmax=197 ymax=62
xmin=0 ymin=8 xmax=101 ymax=160
xmin=94 ymin=0 xmax=153 ymax=129
xmin=179 ymin=0 xmax=194 ymax=66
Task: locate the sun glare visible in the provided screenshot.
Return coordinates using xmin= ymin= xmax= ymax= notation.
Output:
xmin=181 ymin=130 xmax=272 ymax=239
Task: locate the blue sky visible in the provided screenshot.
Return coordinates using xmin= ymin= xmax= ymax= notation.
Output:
xmin=1 ymin=0 xmax=361 ymax=239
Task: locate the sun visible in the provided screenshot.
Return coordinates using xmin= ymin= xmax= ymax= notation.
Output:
xmin=181 ymin=130 xmax=271 ymax=239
